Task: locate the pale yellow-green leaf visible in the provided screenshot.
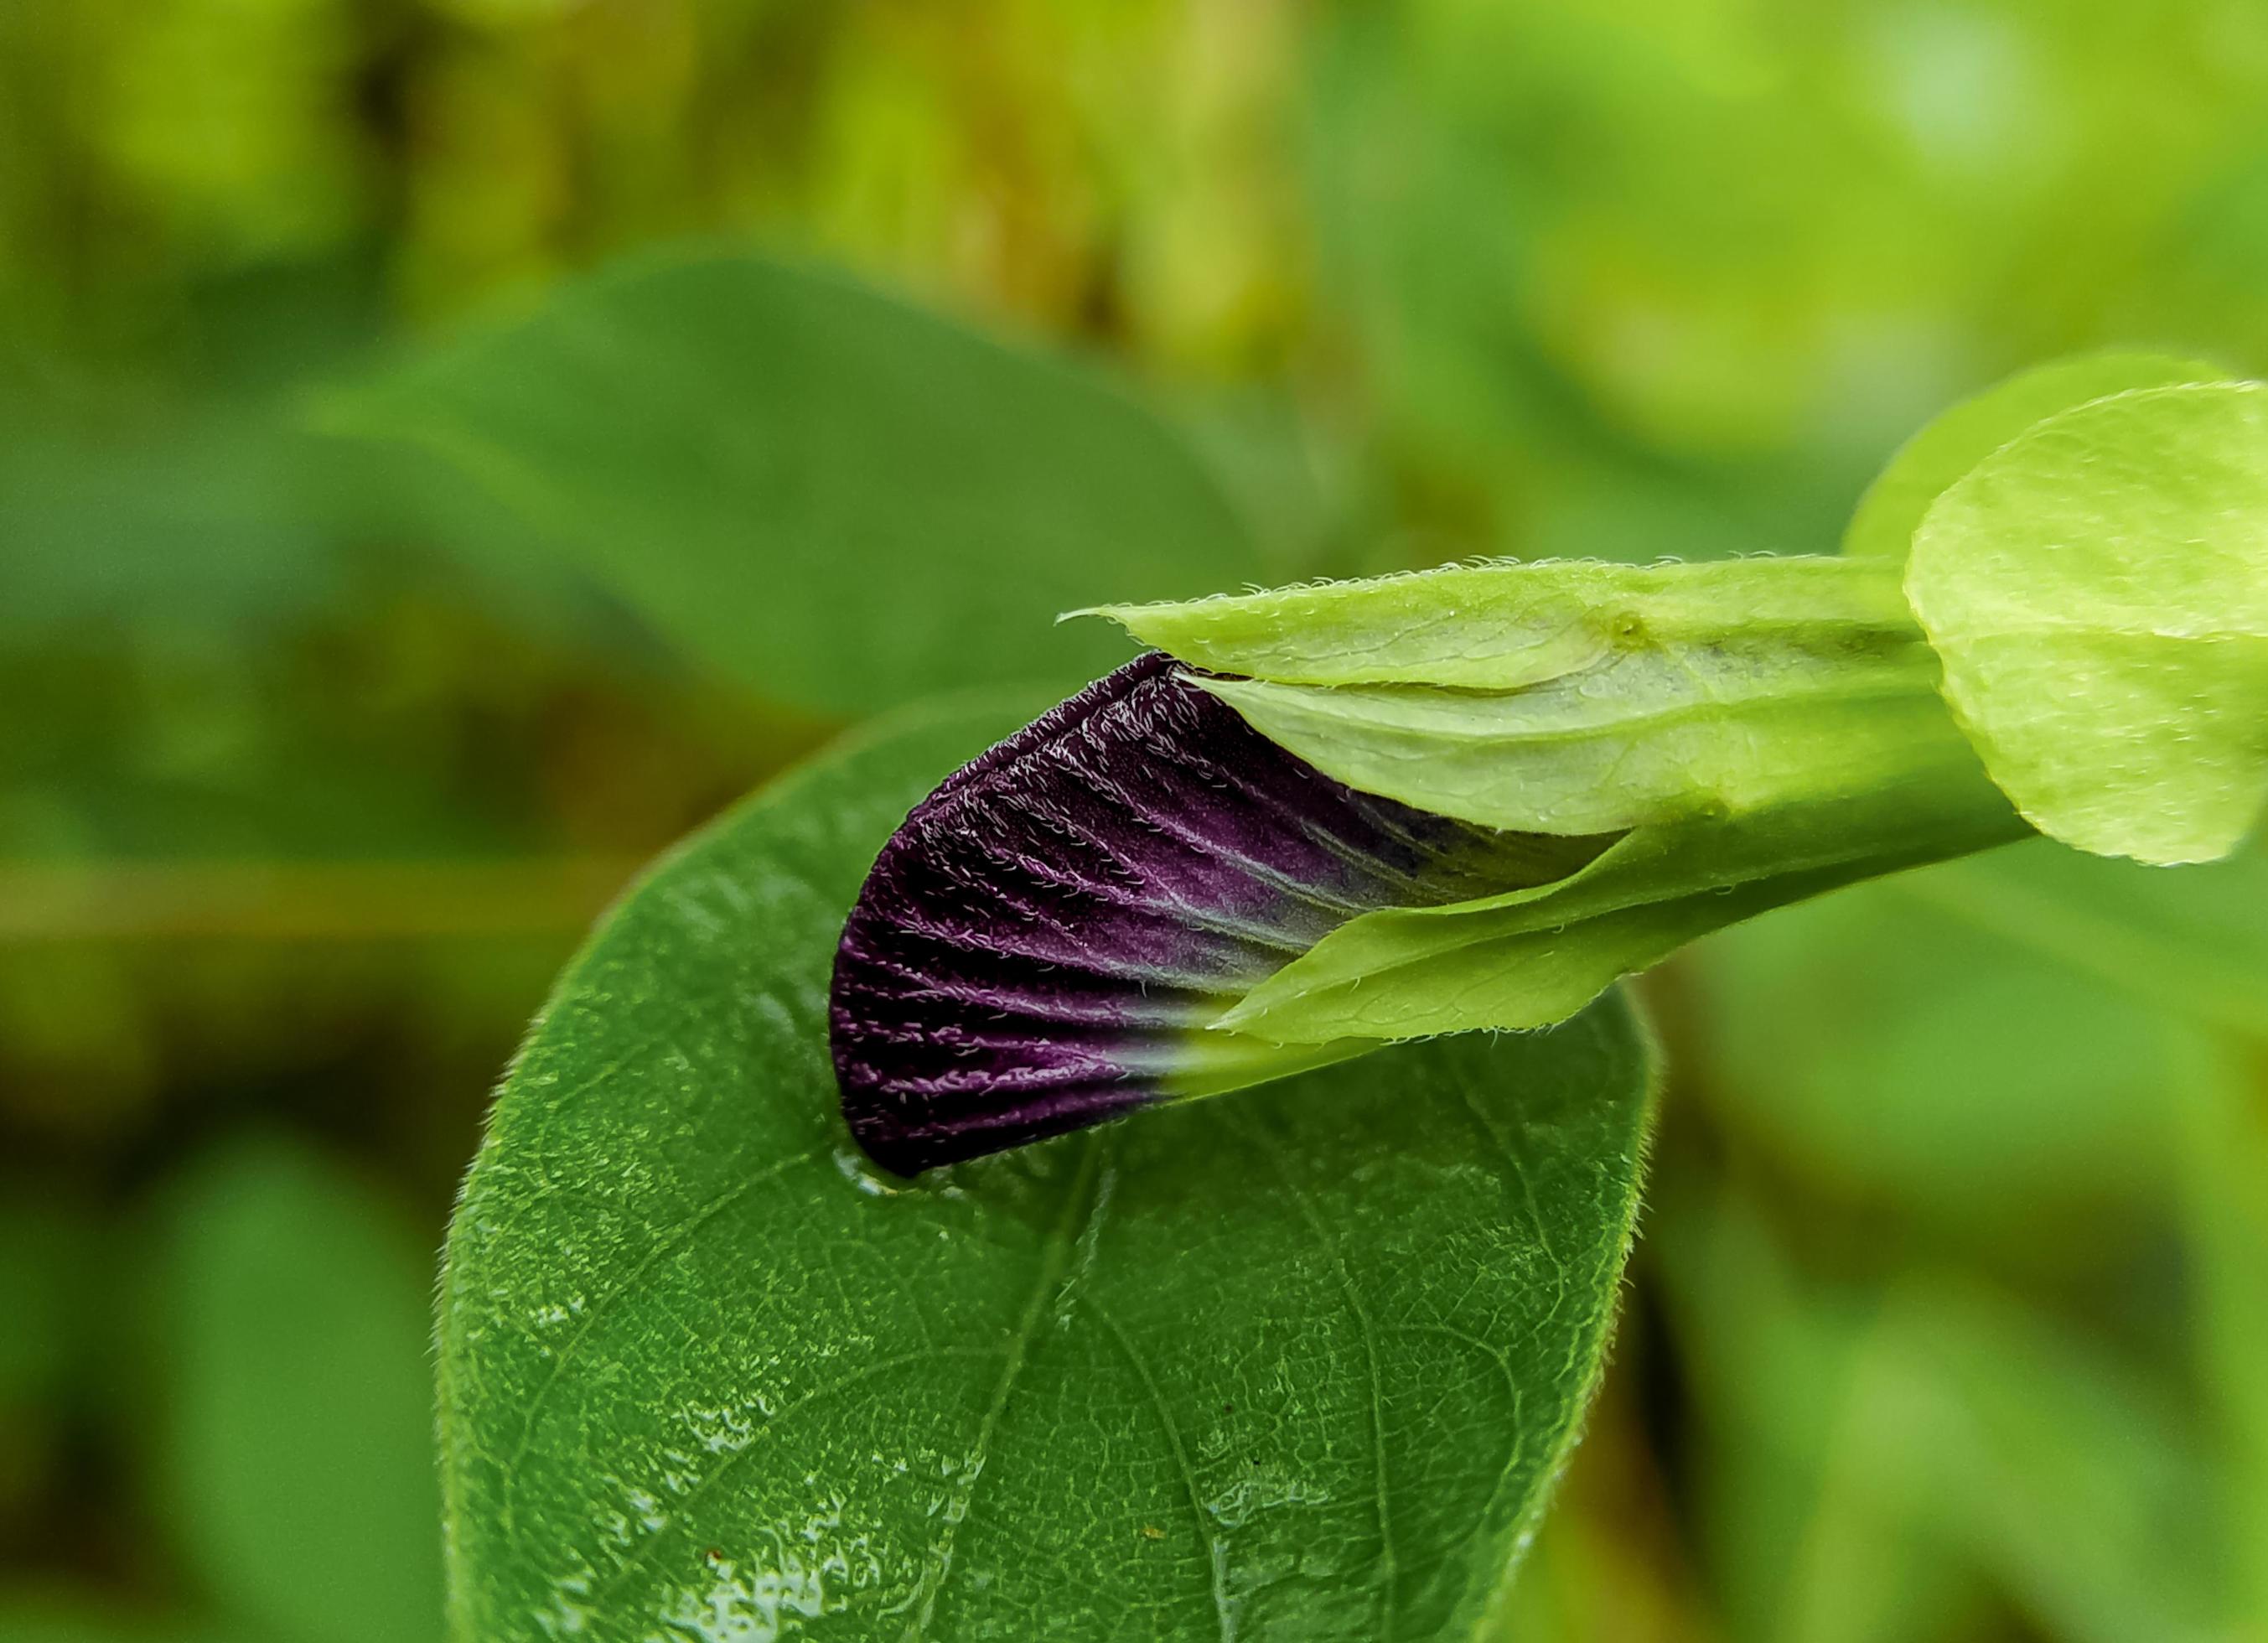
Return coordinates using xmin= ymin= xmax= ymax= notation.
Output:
xmin=1907 ymin=383 xmax=2268 ymax=864
xmin=1846 ymin=352 xmax=2230 ymax=564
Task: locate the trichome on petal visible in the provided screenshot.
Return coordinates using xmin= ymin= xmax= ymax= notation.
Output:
xmin=829 ymin=652 xmax=1608 ymax=1174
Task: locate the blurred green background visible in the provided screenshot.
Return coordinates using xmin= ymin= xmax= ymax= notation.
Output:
xmin=5 ymin=1 xmax=2268 ymax=1638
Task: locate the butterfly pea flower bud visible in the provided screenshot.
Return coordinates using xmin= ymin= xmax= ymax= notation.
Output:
xmin=834 ymin=545 xmax=2124 ymax=1173
xmin=830 ymin=651 xmax=1607 ymax=1174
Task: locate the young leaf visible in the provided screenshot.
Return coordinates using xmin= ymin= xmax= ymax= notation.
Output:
xmin=1906 ymin=382 xmax=2268 ymax=864
xmin=1089 ymin=555 xmax=1916 ymax=691
xmin=441 ymin=701 xmax=1659 ymax=1642
xmin=324 ymin=251 xmax=1263 ymax=715
xmin=1843 ymin=352 xmax=2229 ymax=564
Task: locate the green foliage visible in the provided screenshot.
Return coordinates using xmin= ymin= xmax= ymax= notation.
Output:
xmin=1673 ymin=842 xmax=2268 ymax=1632
xmin=1843 ymin=352 xmax=2229 ymax=564
xmin=1696 ymin=853 xmax=2203 ymax=1233
xmin=2180 ymin=1055 xmax=2268 ymax=1622
xmin=0 ymin=1599 xmax=251 ymax=1643
xmin=157 ymin=1140 xmax=445 ymax=1643
xmin=0 ymin=1199 xmax=104 ymax=1418
xmin=1297 ymin=1 xmax=2268 ymax=568
xmin=1894 ymin=841 xmax=2268 ymax=1039
xmin=329 ymin=251 xmax=1265 ymax=717
xmin=1908 ymin=382 xmax=2268 ymax=863
xmin=439 ymin=701 xmax=1658 ymax=1640
xmin=1658 ymin=1191 xmax=2234 ymax=1643
xmin=0 ymin=407 xmax=343 ymax=640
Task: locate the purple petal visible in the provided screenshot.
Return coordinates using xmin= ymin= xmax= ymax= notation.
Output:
xmin=830 ymin=653 xmax=1605 ymax=1173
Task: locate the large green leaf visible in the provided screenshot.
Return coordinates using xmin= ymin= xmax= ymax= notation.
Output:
xmin=440 ymin=700 xmax=1659 ymax=1641
xmin=326 ymin=251 xmax=1264 ymax=715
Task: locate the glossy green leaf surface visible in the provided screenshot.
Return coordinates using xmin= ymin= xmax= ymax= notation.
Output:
xmin=1907 ymin=383 xmax=2268 ymax=864
xmin=1843 ymin=352 xmax=2229 ymax=564
xmin=327 ymin=251 xmax=1262 ymax=715
xmin=439 ymin=702 xmax=1659 ymax=1642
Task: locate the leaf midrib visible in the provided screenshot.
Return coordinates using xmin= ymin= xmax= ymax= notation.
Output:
xmin=903 ymin=1132 xmax=1111 ymax=1640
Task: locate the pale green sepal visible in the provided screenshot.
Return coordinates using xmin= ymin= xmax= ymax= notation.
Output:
xmin=1084 ymin=554 xmax=1915 ymax=690
xmin=1212 ymin=730 xmax=2028 ymax=1045
xmin=1149 ymin=1023 xmax=1370 ymax=1099
xmin=1194 ymin=647 xmax=1945 ymax=834
xmin=1083 ymin=547 xmax=2060 ymax=1056
xmin=1108 ymin=554 xmax=1950 ymax=837
xmin=1846 ymin=351 xmax=2231 ymax=564
xmin=1907 ymin=382 xmax=2268 ymax=866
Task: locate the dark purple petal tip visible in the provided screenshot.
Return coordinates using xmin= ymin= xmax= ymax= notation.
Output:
xmin=829 ymin=653 xmax=1603 ymax=1174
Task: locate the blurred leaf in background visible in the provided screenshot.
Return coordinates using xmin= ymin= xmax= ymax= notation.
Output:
xmin=153 ymin=1139 xmax=444 ymax=1643
xmin=1655 ymin=1182 xmax=2234 ymax=1643
xmin=0 ymin=1599 xmax=251 ymax=1643
xmin=1695 ymin=856 xmax=2193 ymax=1245
xmin=2179 ymin=1039 xmax=2268 ymax=1633
xmin=0 ymin=1140 xmax=446 ymax=1640
xmin=326 ymin=249 xmax=1267 ymax=715
xmin=0 ymin=1197 xmax=112 ymax=1537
